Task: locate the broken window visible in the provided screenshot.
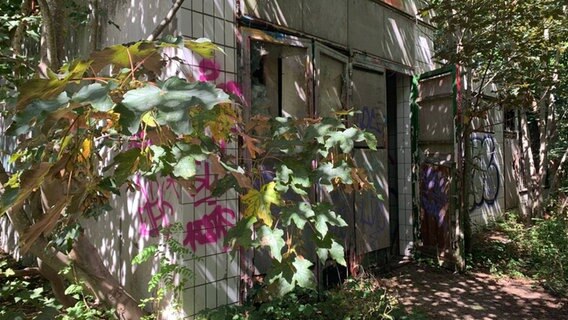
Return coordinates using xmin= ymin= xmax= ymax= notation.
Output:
xmin=249 ymin=37 xmax=310 ymax=118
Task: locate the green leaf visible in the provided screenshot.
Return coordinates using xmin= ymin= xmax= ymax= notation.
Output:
xmin=292 ymin=256 xmax=315 ymax=288
xmin=4 ymin=268 xmax=15 ymax=276
xmin=281 ymin=202 xmax=314 ymax=229
xmin=241 ymin=182 xmax=280 ymax=226
xmin=0 ymin=162 xmax=53 ymax=215
xmin=316 ymin=236 xmax=346 ymax=266
xmin=71 ymin=82 xmax=114 ymax=111
xmin=121 ymin=78 xmax=229 ymax=134
xmin=122 ymin=85 xmax=162 ymax=113
xmin=155 ymin=108 xmax=192 ymax=135
xmin=172 ymin=155 xmax=196 ymax=179
xmin=316 ymin=161 xmax=353 ymax=192
xmin=114 ymin=103 xmax=141 ymax=134
xmin=107 ymin=148 xmax=141 ymax=184
xmin=184 ymin=38 xmax=224 ymax=58
xmin=329 ymin=240 xmax=346 ymax=266
xmin=132 ymin=245 xmax=158 ymax=264
xmin=8 ymin=92 xmax=70 ymax=135
xmin=159 ymin=77 xmax=230 ymax=110
xmin=324 ymin=127 xmax=359 ymax=154
xmin=89 ymin=41 xmax=160 ymax=73
xmin=255 ymin=226 xmax=285 ymax=262
xmin=64 ymin=284 xmax=83 ymax=296
xmin=226 ymin=216 xmax=257 ymax=251
xmin=312 ymin=204 xmax=348 ymax=237
xmin=362 ymin=131 xmax=378 ymax=150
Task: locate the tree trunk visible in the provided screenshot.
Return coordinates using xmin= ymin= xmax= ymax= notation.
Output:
xmin=519 ymin=110 xmax=538 ymax=221
xmin=0 ymin=165 xmax=145 ymax=320
xmin=37 ymin=0 xmax=58 ymax=71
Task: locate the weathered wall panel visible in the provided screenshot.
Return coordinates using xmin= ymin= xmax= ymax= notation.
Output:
xmin=383 ymin=9 xmax=415 ymax=67
xmin=504 ymin=135 xmax=520 ymax=209
xmin=348 ymin=0 xmax=385 ymax=58
xmin=244 ymin=0 xmax=304 ymax=30
xmin=354 ymin=150 xmax=390 ymax=254
xmin=304 ymin=0 xmax=348 ymax=46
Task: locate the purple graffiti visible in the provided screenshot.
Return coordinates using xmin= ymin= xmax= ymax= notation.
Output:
xmin=198 ymin=58 xmax=221 ymax=81
xmin=136 ymin=161 xmax=237 ymax=251
xmin=182 ymin=161 xmax=237 ymax=251
xmin=136 ymin=176 xmax=179 ymax=237
xmin=471 ymin=134 xmax=500 ymax=209
xmin=420 ymin=165 xmax=449 ymax=227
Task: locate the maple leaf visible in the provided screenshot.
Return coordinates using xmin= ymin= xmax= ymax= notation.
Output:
xmin=241 ymin=132 xmax=264 ymax=159
xmin=241 ymin=182 xmax=280 ymax=226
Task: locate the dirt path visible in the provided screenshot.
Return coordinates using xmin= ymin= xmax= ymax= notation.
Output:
xmin=381 ymin=263 xmax=568 ymax=320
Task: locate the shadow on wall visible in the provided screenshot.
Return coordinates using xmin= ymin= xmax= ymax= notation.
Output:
xmin=85 ymin=161 xmax=241 ymax=315
xmin=100 ymin=0 xmax=171 ymax=47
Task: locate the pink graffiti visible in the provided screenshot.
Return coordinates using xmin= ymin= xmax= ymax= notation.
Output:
xmin=197 ymin=58 xmax=244 ymax=102
xmin=198 ymin=59 xmax=221 ymax=81
xmin=128 ymin=131 xmax=152 ymax=149
xmin=183 ymin=205 xmax=235 ymax=251
xmin=183 ymin=161 xmax=236 ymax=251
xmin=136 ymin=175 xmax=180 ymax=237
xmin=136 ymin=161 xmax=236 ymax=252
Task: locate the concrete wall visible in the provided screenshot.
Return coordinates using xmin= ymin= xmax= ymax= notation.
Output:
xmin=242 ymin=0 xmax=425 ymax=70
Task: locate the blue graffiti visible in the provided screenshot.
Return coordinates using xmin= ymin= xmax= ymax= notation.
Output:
xmin=420 ymin=165 xmax=449 ymax=227
xmin=357 ymin=193 xmax=387 ymax=243
xmin=471 ymin=134 xmax=500 ymax=209
xmin=357 ymin=106 xmax=383 ymax=138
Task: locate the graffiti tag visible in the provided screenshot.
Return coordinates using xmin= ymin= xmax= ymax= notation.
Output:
xmin=420 ymin=164 xmax=449 ymax=227
xmin=471 ymin=134 xmax=500 ymax=209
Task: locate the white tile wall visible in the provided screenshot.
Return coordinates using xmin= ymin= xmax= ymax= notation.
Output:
xmin=176 ymin=1 xmax=240 ymax=317
xmin=396 ymin=75 xmax=414 ymax=256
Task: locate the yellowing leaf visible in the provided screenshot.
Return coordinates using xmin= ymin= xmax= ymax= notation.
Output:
xmin=141 ymin=112 xmax=158 ymax=127
xmin=241 ymin=182 xmax=281 ymax=226
xmin=5 ymin=172 xmax=21 ymax=188
xmin=184 ymin=38 xmax=224 ymax=58
xmin=78 ymin=138 xmax=92 ymax=162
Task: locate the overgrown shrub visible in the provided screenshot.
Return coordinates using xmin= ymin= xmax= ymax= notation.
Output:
xmin=197 ymin=276 xmax=398 ymax=320
xmin=471 ymin=211 xmax=568 ymax=295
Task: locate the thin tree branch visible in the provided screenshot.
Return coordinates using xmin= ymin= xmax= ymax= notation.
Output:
xmin=147 ymin=0 xmax=185 ymax=41
xmin=37 ymin=0 xmax=57 ymax=72
xmin=11 ymin=0 xmax=33 ymax=57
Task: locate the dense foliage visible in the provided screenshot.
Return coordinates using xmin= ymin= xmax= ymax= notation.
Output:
xmin=425 ymin=0 xmax=568 ymax=219
xmin=471 ymin=212 xmax=568 ymax=295
xmin=197 ymin=277 xmax=400 ymax=320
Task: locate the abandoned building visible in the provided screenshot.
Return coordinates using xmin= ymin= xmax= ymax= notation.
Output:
xmin=0 ymin=0 xmax=520 ymax=317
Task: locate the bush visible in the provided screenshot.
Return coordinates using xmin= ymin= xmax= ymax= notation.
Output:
xmin=522 ymin=216 xmax=568 ymax=294
xmin=197 ymin=276 xmax=399 ymax=320
xmin=471 ymin=211 xmax=568 ymax=295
